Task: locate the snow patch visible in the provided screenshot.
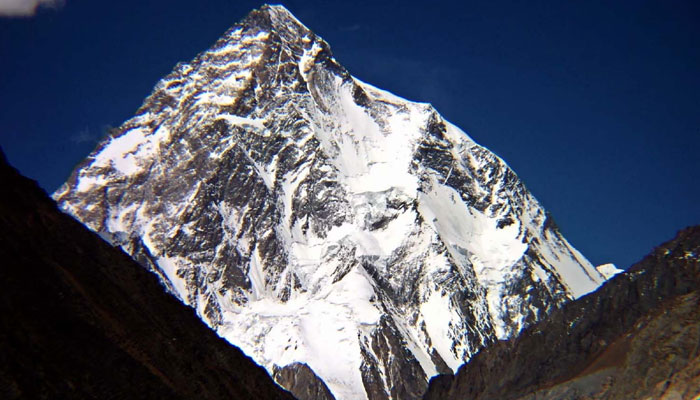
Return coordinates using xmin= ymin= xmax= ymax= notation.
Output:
xmin=217 ymin=114 xmax=266 ymax=130
xmin=596 ymin=263 xmax=623 ymax=280
xmin=155 ymin=256 xmax=190 ymax=303
xmin=91 ymin=125 xmax=171 ymax=176
xmin=420 ymin=291 xmax=461 ymax=372
xmin=219 ymin=266 xmax=380 ymax=400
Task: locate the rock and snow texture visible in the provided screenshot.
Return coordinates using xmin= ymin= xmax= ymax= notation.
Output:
xmin=54 ymin=5 xmax=605 ymax=400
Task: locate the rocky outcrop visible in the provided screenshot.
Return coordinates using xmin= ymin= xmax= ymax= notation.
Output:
xmin=273 ymin=363 xmax=335 ymax=400
xmin=424 ymin=226 xmax=700 ymax=400
xmin=0 ymin=150 xmax=293 ymax=399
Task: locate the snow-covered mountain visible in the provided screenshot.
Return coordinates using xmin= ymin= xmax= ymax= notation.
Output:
xmin=54 ymin=5 xmax=605 ymax=399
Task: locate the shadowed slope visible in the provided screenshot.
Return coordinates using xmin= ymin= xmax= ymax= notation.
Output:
xmin=0 ymin=150 xmax=294 ymax=400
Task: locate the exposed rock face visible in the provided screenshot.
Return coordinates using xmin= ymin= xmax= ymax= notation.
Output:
xmin=53 ymin=5 xmax=604 ymax=399
xmin=273 ymin=363 xmax=336 ymax=400
xmin=0 ymin=151 xmax=293 ymax=400
xmin=424 ymin=226 xmax=700 ymax=400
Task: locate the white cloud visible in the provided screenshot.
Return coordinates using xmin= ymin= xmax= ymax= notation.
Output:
xmin=0 ymin=0 xmax=64 ymax=17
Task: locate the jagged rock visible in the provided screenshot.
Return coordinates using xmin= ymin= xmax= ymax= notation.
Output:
xmin=0 ymin=150 xmax=293 ymax=399
xmin=273 ymin=362 xmax=335 ymax=400
xmin=424 ymin=226 xmax=700 ymax=400
xmin=53 ymin=5 xmax=605 ymax=399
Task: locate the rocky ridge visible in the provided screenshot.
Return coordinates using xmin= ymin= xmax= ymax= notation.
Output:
xmin=424 ymin=226 xmax=700 ymax=400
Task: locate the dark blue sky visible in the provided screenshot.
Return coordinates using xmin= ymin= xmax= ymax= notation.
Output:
xmin=1 ymin=0 xmax=698 ymax=269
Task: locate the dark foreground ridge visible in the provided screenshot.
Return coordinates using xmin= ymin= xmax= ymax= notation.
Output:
xmin=0 ymin=150 xmax=294 ymax=399
xmin=424 ymin=225 xmax=700 ymax=399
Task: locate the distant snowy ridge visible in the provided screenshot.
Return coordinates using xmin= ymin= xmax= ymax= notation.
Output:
xmin=54 ymin=5 xmax=605 ymax=400
xmin=596 ymin=263 xmax=623 ymax=280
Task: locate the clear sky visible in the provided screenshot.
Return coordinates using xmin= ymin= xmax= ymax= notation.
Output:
xmin=1 ymin=0 xmax=698 ymax=269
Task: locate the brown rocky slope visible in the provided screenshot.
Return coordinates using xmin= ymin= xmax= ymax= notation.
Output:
xmin=0 ymin=150 xmax=294 ymax=399
xmin=424 ymin=226 xmax=700 ymax=399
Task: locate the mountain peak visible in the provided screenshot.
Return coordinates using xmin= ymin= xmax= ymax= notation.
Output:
xmin=198 ymin=4 xmax=342 ymax=92
xmin=54 ymin=6 xmax=605 ymax=399
xmin=229 ymin=4 xmax=313 ymax=46
xmin=262 ymin=4 xmax=307 ymax=27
